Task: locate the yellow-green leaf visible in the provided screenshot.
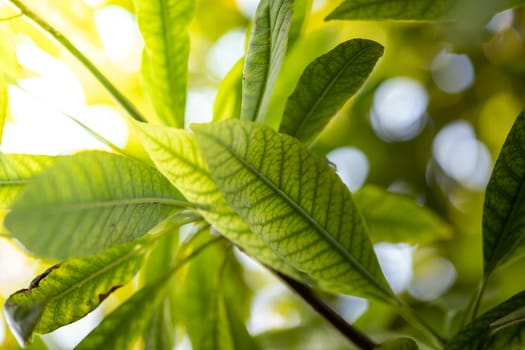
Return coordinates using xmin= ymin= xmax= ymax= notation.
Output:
xmin=4 ymin=238 xmax=149 ymax=346
xmin=279 ymin=39 xmax=383 ymax=144
xmin=241 ymin=0 xmax=294 ymax=124
xmin=377 ymin=338 xmax=419 ymax=350
xmin=354 ymin=186 xmax=451 ymax=244
xmin=134 ymin=0 xmax=194 ymax=127
xmin=213 ymin=58 xmax=244 ymax=122
xmin=0 ymin=153 xmax=57 ymax=210
xmin=134 ymin=122 xmax=311 ymax=283
xmin=5 ymin=151 xmax=187 ymax=259
xmin=193 ymin=120 xmax=394 ymax=301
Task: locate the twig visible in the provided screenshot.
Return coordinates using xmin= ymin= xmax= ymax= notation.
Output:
xmin=272 ymin=269 xmax=378 ymax=350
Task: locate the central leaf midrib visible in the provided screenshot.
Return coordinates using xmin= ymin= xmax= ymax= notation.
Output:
xmin=206 ymin=130 xmax=393 ymax=299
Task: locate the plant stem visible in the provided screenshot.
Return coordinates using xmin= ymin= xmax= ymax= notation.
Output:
xmin=7 ymin=0 xmax=147 ymax=123
xmin=272 ymin=269 xmax=378 ymax=350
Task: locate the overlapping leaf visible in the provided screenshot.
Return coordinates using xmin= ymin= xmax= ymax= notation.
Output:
xmin=325 ymin=0 xmax=524 ymax=21
xmin=446 ymin=291 xmax=525 ymax=349
xmin=213 ymin=58 xmax=244 ymax=121
xmin=241 ymin=0 xmax=294 ymax=124
xmin=75 ymin=278 xmax=169 ymax=350
xmin=482 ymin=111 xmax=525 ymax=275
xmin=0 ymin=153 xmax=56 ymax=209
xmin=279 ymin=39 xmax=383 ymax=144
xmin=5 ymin=151 xmax=186 ymax=259
xmin=134 ymin=0 xmax=193 ymax=127
xmin=4 ymin=238 xmax=149 ymax=346
xmin=354 ymin=186 xmax=451 ymax=243
xmin=135 ymin=122 xmax=313 ymax=283
xmin=193 ymin=120 xmax=394 ymax=301
xmin=288 ymin=0 xmax=312 ymax=49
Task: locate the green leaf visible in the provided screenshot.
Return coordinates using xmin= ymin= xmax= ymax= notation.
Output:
xmin=134 ymin=0 xmax=194 ymax=127
xmin=180 ymin=233 xmax=254 ymax=350
xmin=279 ymin=39 xmax=383 ymax=144
xmin=326 ymin=0 xmax=455 ymax=21
xmin=288 ymin=0 xmax=312 ymax=49
xmin=0 ymin=153 xmax=57 ymax=210
xmin=483 ymin=111 xmax=525 ymax=275
xmin=377 ymin=338 xmax=419 ymax=349
xmin=213 ymin=58 xmax=244 ymax=122
xmin=144 ymin=297 xmax=175 ymax=350
xmin=325 ymin=0 xmax=525 ymax=22
xmin=241 ymin=0 xmax=294 ymax=124
xmin=5 ymin=151 xmax=186 ymax=259
xmin=193 ymin=120 xmax=394 ymax=301
xmin=3 ymin=238 xmax=149 ymax=346
xmin=75 ymin=278 xmax=169 ymax=350
xmin=354 ymin=186 xmax=451 ymax=244
xmin=446 ymin=291 xmax=525 ymax=350
xmin=134 ymin=122 xmax=313 ymax=284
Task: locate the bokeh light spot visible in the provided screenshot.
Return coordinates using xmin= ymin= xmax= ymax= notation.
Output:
xmin=374 ymin=243 xmax=414 ymax=294
xmin=370 ymin=77 xmax=428 ymax=141
xmin=431 ymin=51 xmax=474 ymax=94
xmin=206 ymin=29 xmax=245 ymax=79
xmin=326 ymin=147 xmax=369 ymax=192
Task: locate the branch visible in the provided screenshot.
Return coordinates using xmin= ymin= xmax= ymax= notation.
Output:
xmin=7 ymin=0 xmax=147 ymax=123
xmin=272 ymin=269 xmax=378 ymax=350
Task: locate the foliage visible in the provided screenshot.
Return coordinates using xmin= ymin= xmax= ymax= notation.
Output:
xmin=0 ymin=0 xmax=524 ymax=349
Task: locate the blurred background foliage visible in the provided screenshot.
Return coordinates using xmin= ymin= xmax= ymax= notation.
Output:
xmin=0 ymin=0 xmax=524 ymax=349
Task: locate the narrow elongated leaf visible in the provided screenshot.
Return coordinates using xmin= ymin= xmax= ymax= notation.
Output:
xmin=193 ymin=120 xmax=394 ymax=301
xmin=326 ymin=0 xmax=525 ymax=22
xmin=135 ymin=122 xmax=313 ymax=283
xmin=483 ymin=111 xmax=525 ymax=275
xmin=134 ymin=0 xmax=193 ymax=127
xmin=446 ymin=291 xmax=525 ymax=350
xmin=0 ymin=153 xmax=56 ymax=209
xmin=354 ymin=186 xmax=451 ymax=243
xmin=75 ymin=278 xmax=169 ymax=350
xmin=288 ymin=0 xmax=312 ymax=49
xmin=213 ymin=58 xmax=244 ymax=122
xmin=4 ymin=238 xmax=149 ymax=346
xmin=5 ymin=151 xmax=186 ymax=259
xmin=279 ymin=39 xmax=383 ymax=144
xmin=377 ymin=338 xmax=419 ymax=349
xmin=241 ymin=0 xmax=294 ymax=124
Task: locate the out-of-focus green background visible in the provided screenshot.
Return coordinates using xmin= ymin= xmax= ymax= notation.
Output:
xmin=0 ymin=0 xmax=524 ymax=348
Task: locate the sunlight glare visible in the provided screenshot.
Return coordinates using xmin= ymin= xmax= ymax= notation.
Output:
xmin=94 ymin=5 xmax=143 ymax=72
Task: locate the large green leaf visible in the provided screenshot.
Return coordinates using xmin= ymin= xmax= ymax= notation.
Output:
xmin=213 ymin=58 xmax=244 ymax=122
xmin=446 ymin=291 xmax=525 ymax=350
xmin=483 ymin=111 xmax=525 ymax=275
xmin=5 ymin=151 xmax=186 ymax=259
xmin=0 ymin=153 xmax=56 ymax=210
xmin=279 ymin=39 xmax=383 ymax=144
xmin=325 ymin=0 xmax=523 ymax=21
xmin=134 ymin=122 xmax=313 ymax=284
xmin=134 ymin=0 xmax=193 ymax=127
xmin=241 ymin=0 xmax=294 ymax=124
xmin=193 ymin=120 xmax=394 ymax=301
xmin=75 ymin=277 xmax=169 ymax=350
xmin=354 ymin=186 xmax=451 ymax=244
xmin=0 ymin=73 xmax=6 ymax=144
xmin=3 ymin=238 xmax=149 ymax=346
